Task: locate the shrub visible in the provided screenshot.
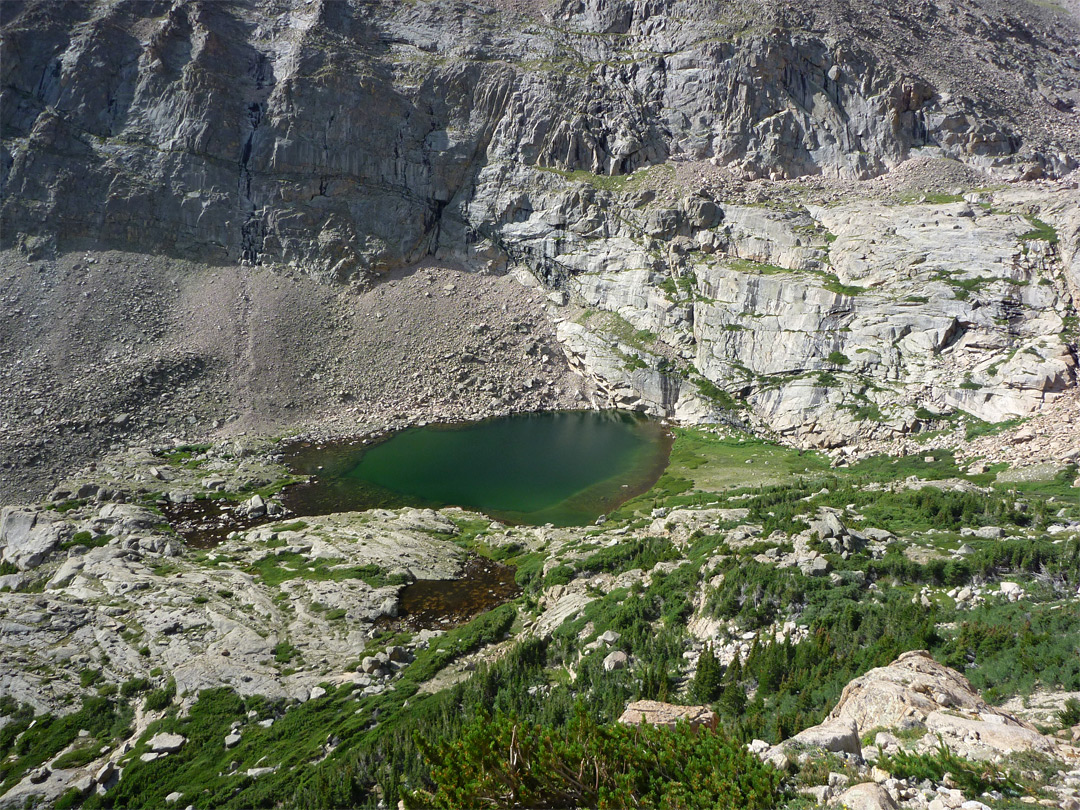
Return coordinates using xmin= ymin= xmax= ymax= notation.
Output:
xmin=542 ymin=564 xmax=575 ymax=588
xmin=144 ymin=679 xmax=176 ymax=712
xmin=579 ymin=536 xmax=679 ymax=577
xmin=120 ymin=678 xmax=151 ymax=697
xmin=412 ymin=707 xmax=784 ymax=809
xmin=827 ymin=351 xmax=850 ymax=365
xmin=274 ymin=641 xmax=299 ymax=663
xmin=1059 ymin=698 xmax=1080 ymax=729
xmin=876 ymin=739 xmax=1019 ymax=797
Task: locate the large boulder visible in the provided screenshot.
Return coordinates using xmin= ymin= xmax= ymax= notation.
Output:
xmin=924 ymin=710 xmax=1058 ymax=757
xmin=826 ymin=650 xmax=1071 ymax=760
xmin=787 ymin=718 xmax=862 ymax=757
xmin=147 ymin=733 xmax=186 ymax=754
xmin=0 ymin=507 xmax=63 ymax=570
xmin=618 ymin=701 xmax=718 ymax=732
xmin=827 ymin=650 xmax=996 ymax=731
xmin=603 ymin=650 xmax=629 ymax=672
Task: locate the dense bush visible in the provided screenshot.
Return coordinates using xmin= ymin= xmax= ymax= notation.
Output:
xmin=579 ymin=536 xmax=680 ymax=576
xmin=144 ymin=678 xmax=176 ymax=712
xmin=877 ymin=740 xmax=1019 ymax=796
xmin=412 ymin=707 xmax=784 ymax=809
xmin=1060 ymin=698 xmax=1080 ymax=729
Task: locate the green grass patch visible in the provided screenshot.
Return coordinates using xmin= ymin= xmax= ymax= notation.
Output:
xmin=1019 ymin=217 xmax=1058 ymax=244
xmin=1 ymin=697 xmax=132 ymax=793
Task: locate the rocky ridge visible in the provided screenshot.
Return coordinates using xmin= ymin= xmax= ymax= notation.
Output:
xmin=3 ymin=0 xmax=1079 ymax=273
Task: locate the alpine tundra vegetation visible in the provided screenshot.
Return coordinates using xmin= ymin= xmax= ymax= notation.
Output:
xmin=1 ymin=0 xmax=1080 ymax=808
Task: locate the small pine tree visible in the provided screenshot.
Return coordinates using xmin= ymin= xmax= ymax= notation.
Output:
xmin=724 ymin=653 xmax=742 ymax=685
xmin=720 ymin=653 xmax=746 ymax=717
xmin=720 ymin=676 xmax=746 ymax=717
xmin=641 ymin=661 xmax=671 ymax=702
xmin=692 ymin=643 xmax=723 ymax=703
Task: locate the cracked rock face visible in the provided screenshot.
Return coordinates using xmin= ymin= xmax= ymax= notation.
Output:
xmin=550 ymin=185 xmax=1077 ymax=446
xmin=2 ymin=0 xmax=1078 ymax=276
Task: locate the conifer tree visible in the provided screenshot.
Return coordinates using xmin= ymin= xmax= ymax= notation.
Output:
xmin=692 ymin=643 xmax=722 ymax=703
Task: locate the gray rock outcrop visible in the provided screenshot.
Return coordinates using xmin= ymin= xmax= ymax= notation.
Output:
xmin=826 ymin=650 xmax=1070 ymax=760
xmin=787 ymin=719 xmax=863 ymax=758
xmin=3 ymin=0 xmax=1078 ymax=276
xmin=0 ymin=508 xmax=63 ymax=570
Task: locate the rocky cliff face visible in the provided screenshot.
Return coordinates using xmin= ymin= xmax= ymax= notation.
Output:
xmin=549 ymin=183 xmax=1078 ymax=448
xmin=2 ymin=0 xmax=1079 ymax=456
xmin=3 ymin=0 xmax=1078 ymax=273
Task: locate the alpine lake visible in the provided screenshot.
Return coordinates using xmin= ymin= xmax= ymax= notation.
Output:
xmin=281 ymin=409 xmax=674 ymax=527
xmin=273 ymin=410 xmax=674 ymax=628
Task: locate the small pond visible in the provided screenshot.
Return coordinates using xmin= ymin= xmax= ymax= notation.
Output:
xmin=282 ymin=410 xmax=673 ymax=527
xmin=385 ymin=557 xmax=521 ymax=631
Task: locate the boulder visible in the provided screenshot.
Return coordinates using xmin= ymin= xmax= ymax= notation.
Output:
xmin=825 ymin=650 xmax=1067 ymax=760
xmin=598 ymin=630 xmax=621 ymax=646
xmin=832 ymin=783 xmax=899 ymax=810
xmin=0 ymin=573 xmax=25 ymax=590
xmin=810 ymin=511 xmax=846 ymax=539
xmin=243 ymin=494 xmax=267 ymax=517
xmin=999 ymin=581 xmax=1023 ymax=599
xmin=94 ymin=762 xmax=116 ymax=784
xmin=147 ymin=732 xmax=186 ymax=754
xmin=787 ymin=719 xmax=862 ymax=757
xmin=925 ymin=710 xmax=1058 ymax=756
xmin=603 ymin=650 xmax=628 ymax=671
xmin=0 ymin=508 xmax=63 ymax=570
xmin=807 ymin=556 xmax=832 ymax=577
xmin=618 ymin=700 xmax=718 ymax=732
xmin=46 ymin=558 xmax=86 ymax=590
xmin=828 ymin=651 xmax=991 ymax=732
xmin=361 ymin=653 xmax=390 ymax=674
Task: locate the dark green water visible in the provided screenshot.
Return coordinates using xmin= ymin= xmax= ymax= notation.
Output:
xmin=283 ymin=410 xmax=672 ymax=526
